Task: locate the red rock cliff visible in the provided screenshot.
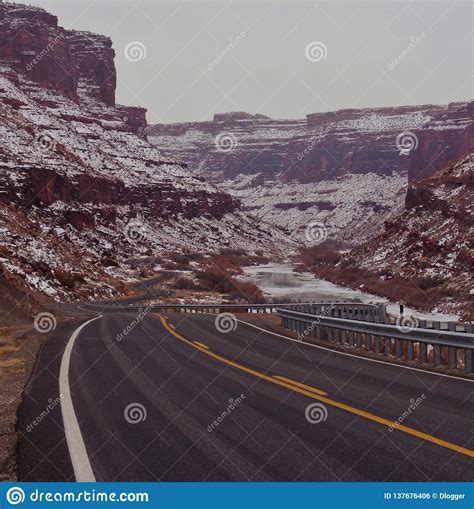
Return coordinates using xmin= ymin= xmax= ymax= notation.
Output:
xmin=0 ymin=2 xmax=116 ymax=106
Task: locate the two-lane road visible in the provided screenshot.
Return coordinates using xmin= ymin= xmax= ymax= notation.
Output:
xmin=18 ymin=311 xmax=473 ymax=482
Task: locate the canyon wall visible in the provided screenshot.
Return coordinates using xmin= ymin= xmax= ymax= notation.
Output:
xmin=149 ymin=103 xmax=472 ymax=246
xmin=0 ymin=2 xmax=288 ymax=302
xmin=0 ymin=2 xmax=117 ymax=106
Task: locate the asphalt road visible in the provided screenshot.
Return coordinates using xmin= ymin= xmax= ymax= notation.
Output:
xmin=17 ymin=310 xmax=473 ymax=482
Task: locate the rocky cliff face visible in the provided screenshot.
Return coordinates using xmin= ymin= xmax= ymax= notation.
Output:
xmin=0 ymin=2 xmax=289 ymax=302
xmin=149 ymin=103 xmax=472 ymax=246
xmin=117 ymin=105 xmax=148 ymax=138
xmin=66 ymin=30 xmax=116 ymax=107
xmin=406 ymin=102 xmax=474 ymax=182
xmin=0 ymin=3 xmax=117 ymax=106
xmin=348 ymin=151 xmax=473 ymax=317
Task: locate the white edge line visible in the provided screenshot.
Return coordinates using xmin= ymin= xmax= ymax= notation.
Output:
xmin=60 ymin=315 xmax=103 ymax=482
xmin=237 ymin=319 xmax=474 ymax=384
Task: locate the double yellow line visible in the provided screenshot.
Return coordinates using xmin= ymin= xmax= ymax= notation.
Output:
xmin=160 ymin=316 xmax=473 ymax=458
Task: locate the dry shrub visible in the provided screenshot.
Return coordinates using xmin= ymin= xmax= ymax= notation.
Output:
xmin=172 ymin=276 xmax=199 ymax=290
xmin=195 ymin=260 xmax=265 ymax=303
xmin=299 ymin=241 xmax=343 ymax=267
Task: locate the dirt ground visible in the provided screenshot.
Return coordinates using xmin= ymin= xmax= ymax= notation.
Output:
xmin=0 ymin=323 xmax=43 ymax=481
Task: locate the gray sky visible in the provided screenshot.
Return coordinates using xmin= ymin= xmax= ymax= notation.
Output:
xmin=26 ymin=0 xmax=472 ymax=123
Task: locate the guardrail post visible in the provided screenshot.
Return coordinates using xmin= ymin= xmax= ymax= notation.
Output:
xmin=433 ymin=344 xmax=441 ymax=367
xmin=384 ymin=337 xmax=391 ymax=356
xmin=464 ymin=324 xmax=473 ymax=373
xmin=448 ymin=347 xmax=457 ymax=370
xmin=374 ymin=335 xmax=381 ymax=353
xmin=395 ymin=339 xmax=402 ymax=359
xmin=407 ymin=341 xmax=414 ymax=361
xmin=365 ymin=333 xmax=371 ymax=352
xmin=348 ymin=330 xmax=355 ymax=347
xmin=465 ymin=349 xmax=473 ymax=374
xmin=419 ymin=343 xmax=428 ymax=364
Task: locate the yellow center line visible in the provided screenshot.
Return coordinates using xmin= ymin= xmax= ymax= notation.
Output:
xmin=273 ymin=375 xmax=328 ymax=396
xmin=193 ymin=341 xmax=210 ymax=350
xmin=159 ymin=316 xmax=474 ymax=458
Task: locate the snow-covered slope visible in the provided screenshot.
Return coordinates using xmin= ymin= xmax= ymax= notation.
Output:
xmin=0 ymin=3 xmax=292 ymax=302
xmin=223 ymin=172 xmax=407 ymax=245
xmin=150 ymin=104 xmax=473 ymax=246
xmin=346 ymin=151 xmax=473 ymax=317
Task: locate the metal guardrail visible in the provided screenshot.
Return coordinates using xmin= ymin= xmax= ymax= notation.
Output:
xmin=277 ymin=309 xmax=474 ymax=374
xmin=68 ymin=299 xmax=473 ymax=373
xmin=80 ymin=301 xmax=382 ymax=316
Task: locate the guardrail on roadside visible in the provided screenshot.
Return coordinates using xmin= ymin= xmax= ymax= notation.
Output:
xmin=277 ymin=308 xmax=474 ymax=374
xmin=80 ymin=301 xmax=383 ymax=316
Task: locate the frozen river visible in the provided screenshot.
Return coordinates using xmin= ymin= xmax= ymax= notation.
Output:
xmin=240 ymin=264 xmax=459 ymax=321
xmin=240 ymin=263 xmax=383 ymax=304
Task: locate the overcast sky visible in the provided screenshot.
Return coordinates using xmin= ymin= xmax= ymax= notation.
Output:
xmin=25 ymin=0 xmax=472 ymax=124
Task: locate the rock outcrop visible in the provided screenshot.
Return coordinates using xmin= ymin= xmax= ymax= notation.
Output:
xmin=117 ymin=105 xmax=148 ymax=138
xmin=0 ymin=3 xmax=118 ymax=106
xmin=0 ymin=2 xmax=77 ymax=100
xmin=66 ymin=30 xmax=116 ymax=106
xmin=0 ymin=2 xmax=289 ymax=302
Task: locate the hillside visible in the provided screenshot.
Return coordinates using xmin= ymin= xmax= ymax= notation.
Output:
xmin=300 ymin=151 xmax=473 ymax=318
xmin=0 ymin=2 xmax=291 ymax=303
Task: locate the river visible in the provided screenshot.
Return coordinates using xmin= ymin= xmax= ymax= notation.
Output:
xmin=240 ymin=263 xmax=383 ymax=303
xmin=240 ymin=263 xmax=458 ymax=321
